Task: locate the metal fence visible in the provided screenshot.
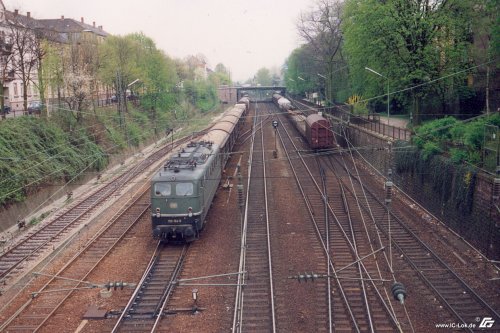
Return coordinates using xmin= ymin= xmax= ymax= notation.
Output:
xmin=0 ymin=97 xmax=118 ymax=120
xmin=324 ymin=105 xmax=412 ymax=141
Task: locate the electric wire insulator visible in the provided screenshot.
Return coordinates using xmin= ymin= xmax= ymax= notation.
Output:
xmin=493 ymin=178 xmax=500 ymax=201
xmin=237 ymin=184 xmax=244 ymax=208
xmin=385 ymin=181 xmax=393 ymax=204
xmin=391 ymin=282 xmax=407 ymax=304
xmin=105 ymin=281 xmax=127 ymax=290
xmin=293 ymin=272 xmax=320 ymax=283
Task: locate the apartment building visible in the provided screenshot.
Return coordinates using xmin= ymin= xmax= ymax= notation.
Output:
xmin=0 ymin=0 xmax=109 ymax=113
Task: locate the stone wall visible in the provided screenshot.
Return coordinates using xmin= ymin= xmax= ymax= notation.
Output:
xmin=0 ymin=138 xmax=157 ymax=233
xmin=338 ymin=124 xmax=500 ymax=260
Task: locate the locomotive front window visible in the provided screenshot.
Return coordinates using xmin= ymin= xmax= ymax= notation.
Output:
xmin=154 ymin=182 xmax=171 ymax=196
xmin=176 ymin=182 xmax=194 ymax=196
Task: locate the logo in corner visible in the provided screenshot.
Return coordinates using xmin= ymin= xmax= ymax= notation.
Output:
xmin=479 ymin=317 xmax=495 ymax=328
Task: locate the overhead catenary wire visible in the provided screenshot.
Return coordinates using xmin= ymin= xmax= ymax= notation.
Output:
xmin=0 ymin=126 xmax=159 ymax=221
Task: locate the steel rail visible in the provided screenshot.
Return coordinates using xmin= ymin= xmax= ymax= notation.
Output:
xmin=111 ymin=243 xmax=188 ymax=333
xmin=334 ymin=163 xmax=375 ymax=333
xmin=231 ymin=102 xmax=276 ymax=332
xmin=317 ymin=161 xmax=334 ymax=333
xmin=329 ymin=155 xmax=500 ymax=329
xmin=0 ymin=133 xmax=201 ymax=282
xmin=276 ymin=113 xmax=402 ymax=330
xmin=275 ymin=117 xmax=359 ymax=332
xmin=111 ymin=241 xmax=162 ymax=333
xmin=150 ymin=246 xmax=188 ymax=332
xmin=262 ymin=104 xmax=277 ymax=333
xmin=0 ymin=186 xmax=151 ymax=332
xmin=231 ymin=103 xmax=257 ymax=332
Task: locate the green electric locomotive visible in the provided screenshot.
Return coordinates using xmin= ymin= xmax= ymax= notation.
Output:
xmin=151 ymin=99 xmax=248 ymax=242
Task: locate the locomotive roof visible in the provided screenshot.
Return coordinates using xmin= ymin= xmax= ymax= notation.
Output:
xmin=152 ymin=141 xmax=218 ymax=182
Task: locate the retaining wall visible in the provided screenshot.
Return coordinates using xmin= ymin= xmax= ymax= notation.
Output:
xmin=335 ymin=123 xmax=500 ymax=260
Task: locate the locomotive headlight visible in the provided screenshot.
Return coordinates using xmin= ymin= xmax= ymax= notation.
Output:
xmin=188 ymin=207 xmax=193 ymax=217
xmin=156 ymin=207 xmax=160 ymax=218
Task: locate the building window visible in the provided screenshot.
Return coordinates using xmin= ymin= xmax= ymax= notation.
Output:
xmin=13 ymin=83 xmax=18 ymax=96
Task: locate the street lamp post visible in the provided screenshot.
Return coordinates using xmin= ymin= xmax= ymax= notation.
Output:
xmin=365 ymin=67 xmax=390 ymax=126
xmin=317 ymin=73 xmax=327 ymax=105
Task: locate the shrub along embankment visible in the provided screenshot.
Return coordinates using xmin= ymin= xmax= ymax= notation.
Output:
xmin=0 ymin=116 xmax=107 ymax=206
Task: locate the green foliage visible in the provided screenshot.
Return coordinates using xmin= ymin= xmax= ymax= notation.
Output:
xmin=413 ymin=114 xmax=499 ymax=170
xmin=342 ymin=0 xmax=484 ymax=120
xmin=421 ymin=141 xmax=440 ymax=161
xmin=449 ymin=148 xmax=467 ymax=164
xmin=285 ymin=45 xmax=323 ymax=96
xmin=2 ymin=28 xmax=234 ymax=208
xmin=183 ymin=80 xmax=217 ymax=112
xmin=0 ymin=117 xmax=107 ymax=205
xmin=414 ymin=117 xmax=459 ymax=147
xmin=255 ymin=68 xmax=272 ymax=86
xmin=463 ymin=120 xmax=486 ymax=149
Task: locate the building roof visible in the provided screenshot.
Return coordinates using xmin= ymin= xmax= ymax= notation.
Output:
xmin=4 ymin=10 xmax=43 ymax=29
xmin=37 ymin=18 xmax=109 ymax=38
xmin=2 ymin=9 xmax=109 ymax=43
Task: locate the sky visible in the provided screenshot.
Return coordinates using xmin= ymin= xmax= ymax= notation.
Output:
xmin=3 ymin=0 xmax=313 ymax=82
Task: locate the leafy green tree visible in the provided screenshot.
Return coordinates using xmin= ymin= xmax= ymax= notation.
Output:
xmin=284 ymin=45 xmax=322 ymax=97
xmin=40 ymin=41 xmax=64 ymax=115
xmin=214 ymin=63 xmax=228 ymax=75
xmin=255 ymin=67 xmax=273 ymax=86
xmin=99 ymin=35 xmax=141 ymax=127
xmin=342 ymin=0 xmax=480 ymax=123
xmin=467 ymin=0 xmax=499 ymax=114
xmin=127 ymin=33 xmax=178 ymax=133
xmin=210 ymin=63 xmax=231 ymax=86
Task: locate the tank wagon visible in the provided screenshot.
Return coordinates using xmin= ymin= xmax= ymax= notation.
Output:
xmin=273 ymin=93 xmax=333 ymax=150
xmin=151 ymin=101 xmax=248 ymax=242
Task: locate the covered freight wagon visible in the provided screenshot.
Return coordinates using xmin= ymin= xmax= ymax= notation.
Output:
xmin=305 ymin=114 xmax=334 ymax=149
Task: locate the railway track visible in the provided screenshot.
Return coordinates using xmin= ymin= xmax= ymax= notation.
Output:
xmin=0 ymin=132 xmax=204 ymax=284
xmin=232 ymin=102 xmax=276 ymax=332
xmin=290 ymin=98 xmax=500 ymax=330
xmin=111 ymin=243 xmax=188 ymax=333
xmin=275 ymin=108 xmax=405 ymax=332
xmin=326 ymin=153 xmax=500 ymax=331
xmin=0 ymin=186 xmax=151 ymax=332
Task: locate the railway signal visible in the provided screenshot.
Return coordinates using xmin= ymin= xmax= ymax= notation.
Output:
xmin=272 ymin=120 xmax=278 ymax=158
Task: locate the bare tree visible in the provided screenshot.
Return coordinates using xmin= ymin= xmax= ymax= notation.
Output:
xmin=0 ymin=31 xmax=14 ymax=119
xmin=7 ymin=13 xmax=39 ymax=113
xmin=61 ymin=33 xmax=100 ymax=123
xmin=30 ymin=28 xmax=48 ymax=116
xmin=297 ymin=0 xmax=344 ymax=103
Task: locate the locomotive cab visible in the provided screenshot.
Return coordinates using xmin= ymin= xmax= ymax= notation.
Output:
xmin=151 ymin=141 xmax=220 ymax=242
xmin=152 ymin=180 xmax=202 ymax=241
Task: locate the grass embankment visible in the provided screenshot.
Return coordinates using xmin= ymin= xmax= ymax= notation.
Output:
xmin=0 ymin=102 xmax=224 ymax=207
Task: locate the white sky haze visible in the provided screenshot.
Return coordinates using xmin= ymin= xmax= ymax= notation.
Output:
xmin=3 ymin=0 xmax=313 ymax=82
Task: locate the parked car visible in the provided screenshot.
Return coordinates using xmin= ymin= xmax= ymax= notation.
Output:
xmin=27 ymin=101 xmax=42 ymax=115
xmin=3 ymin=105 xmax=10 ymax=114
xmin=110 ymin=95 xmax=117 ymax=103
xmin=127 ymin=93 xmax=138 ymax=101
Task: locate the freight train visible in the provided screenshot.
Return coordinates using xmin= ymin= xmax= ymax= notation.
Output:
xmin=273 ymin=93 xmax=334 ymax=149
xmin=151 ymin=97 xmax=250 ymax=242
